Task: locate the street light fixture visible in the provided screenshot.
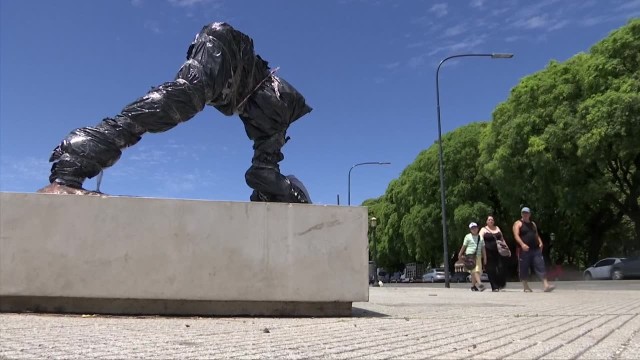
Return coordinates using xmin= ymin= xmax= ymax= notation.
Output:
xmin=436 ymin=53 xmax=514 ymax=288
xmin=370 ymin=216 xmax=379 ymax=287
xmin=348 ymin=162 xmax=391 ymax=206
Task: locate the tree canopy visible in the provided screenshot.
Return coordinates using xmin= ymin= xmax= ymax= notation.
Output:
xmin=365 ymin=19 xmax=640 ymax=272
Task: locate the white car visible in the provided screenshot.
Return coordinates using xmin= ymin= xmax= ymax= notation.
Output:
xmin=583 ymin=258 xmax=625 ymax=280
xmin=422 ymin=268 xmax=446 ymax=283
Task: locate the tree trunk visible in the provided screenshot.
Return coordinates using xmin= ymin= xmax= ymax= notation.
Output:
xmin=587 ymin=233 xmax=605 ymax=266
xmin=585 ymin=208 xmax=621 ymax=265
xmin=631 ymin=211 xmax=640 ymax=252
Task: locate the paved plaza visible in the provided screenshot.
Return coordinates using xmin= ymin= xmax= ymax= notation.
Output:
xmin=1 ymin=281 xmax=639 ymax=359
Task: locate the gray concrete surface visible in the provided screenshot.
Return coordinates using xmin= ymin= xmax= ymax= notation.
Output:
xmin=0 ymin=192 xmax=368 ymax=315
xmin=1 ymin=281 xmax=639 ymax=359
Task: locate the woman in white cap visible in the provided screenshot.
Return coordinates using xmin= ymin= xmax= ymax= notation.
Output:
xmin=458 ymin=222 xmax=486 ymax=291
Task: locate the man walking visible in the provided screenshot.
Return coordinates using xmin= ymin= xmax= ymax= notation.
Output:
xmin=512 ymin=207 xmax=556 ymax=292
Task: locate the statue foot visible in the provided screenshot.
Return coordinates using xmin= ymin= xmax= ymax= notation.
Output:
xmin=36 ymin=183 xmax=106 ymax=196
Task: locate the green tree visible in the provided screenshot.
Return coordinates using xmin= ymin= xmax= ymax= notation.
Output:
xmin=480 ymin=18 xmax=640 ymax=262
xmin=368 ymin=122 xmax=502 ymax=270
xmin=365 ymin=19 xmax=640 ymax=273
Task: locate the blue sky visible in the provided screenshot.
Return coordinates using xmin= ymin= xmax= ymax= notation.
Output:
xmin=1 ymin=0 xmax=638 ymax=205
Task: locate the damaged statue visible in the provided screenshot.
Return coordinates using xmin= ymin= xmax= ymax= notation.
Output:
xmin=37 ymin=22 xmax=312 ymax=204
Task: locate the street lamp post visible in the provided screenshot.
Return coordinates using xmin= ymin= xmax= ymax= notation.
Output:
xmin=370 ymin=216 xmax=379 ymax=287
xmin=348 ymin=162 xmax=391 ymax=206
xmin=436 ymin=53 xmax=513 ymax=288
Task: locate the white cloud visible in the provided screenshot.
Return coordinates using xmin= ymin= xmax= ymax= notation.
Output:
xmin=505 ymin=35 xmax=522 ymax=43
xmin=430 ymin=3 xmax=448 ymax=18
xmin=549 ymin=19 xmax=570 ymax=31
xmin=505 ymin=0 xmax=567 ymax=31
xmin=514 ymin=0 xmax=562 ymax=18
xmin=579 ymin=15 xmax=616 ymax=27
xmin=410 ymin=15 xmax=434 ymax=27
xmin=617 ymin=0 xmax=640 ymax=11
xmin=400 ymin=0 xmax=633 ymax=73
xmin=444 ymin=24 xmax=467 ymax=38
xmin=127 ymin=146 xmax=170 ymax=165
xmin=144 ymin=20 xmax=161 ymax=34
xmin=383 ymin=62 xmax=401 ymax=70
xmin=513 ymin=15 xmax=550 ymax=29
xmin=168 ymin=0 xmax=212 ymax=6
xmin=166 ymin=0 xmax=224 ymax=19
xmin=491 ymin=7 xmax=510 ymax=16
xmin=154 ymin=169 xmax=218 ymax=195
xmin=407 ymin=54 xmax=427 ymax=69
xmin=577 ymin=0 xmax=597 ymax=8
xmin=427 ymin=34 xmax=487 ymax=57
xmin=99 ymin=141 xmax=223 ymax=197
xmin=407 ymin=41 xmax=429 ymax=49
xmin=470 ymin=0 xmax=485 ymax=8
xmin=0 ymin=156 xmax=51 ymax=191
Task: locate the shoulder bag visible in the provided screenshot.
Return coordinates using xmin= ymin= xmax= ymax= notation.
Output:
xmin=464 ymin=235 xmax=482 ymax=271
xmin=485 ymin=227 xmax=511 ymax=257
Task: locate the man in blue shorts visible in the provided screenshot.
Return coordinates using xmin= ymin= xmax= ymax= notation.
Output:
xmin=512 ymin=207 xmax=556 ymax=292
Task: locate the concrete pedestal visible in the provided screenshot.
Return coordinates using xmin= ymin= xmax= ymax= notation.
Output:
xmin=0 ymin=192 xmax=369 ymax=316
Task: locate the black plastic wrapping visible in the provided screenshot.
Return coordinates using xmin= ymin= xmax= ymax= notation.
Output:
xmin=47 ymin=22 xmax=312 ymax=202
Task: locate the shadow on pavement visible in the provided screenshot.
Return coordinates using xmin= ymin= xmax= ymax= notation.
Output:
xmin=351 ymin=307 xmax=389 ymax=318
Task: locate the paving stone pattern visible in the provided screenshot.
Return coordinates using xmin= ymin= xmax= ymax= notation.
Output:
xmin=1 ymin=283 xmax=639 ymax=359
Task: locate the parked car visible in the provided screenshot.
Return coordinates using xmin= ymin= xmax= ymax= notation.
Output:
xmin=466 ymin=272 xmax=489 ymax=282
xmin=450 ymin=271 xmax=470 ymax=283
xmin=422 ymin=268 xmax=446 ymax=283
xmin=583 ymin=257 xmax=625 ymax=280
xmin=377 ymin=268 xmax=390 ymax=283
xmin=389 ymin=271 xmax=402 ymax=283
xmin=611 ymin=257 xmax=640 ymax=280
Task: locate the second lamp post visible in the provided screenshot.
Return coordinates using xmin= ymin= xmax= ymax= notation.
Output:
xmin=348 ymin=162 xmax=390 ymax=206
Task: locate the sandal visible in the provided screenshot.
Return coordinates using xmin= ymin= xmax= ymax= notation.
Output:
xmin=544 ymin=285 xmax=556 ymax=292
xmin=523 ymin=288 xmax=533 ymax=292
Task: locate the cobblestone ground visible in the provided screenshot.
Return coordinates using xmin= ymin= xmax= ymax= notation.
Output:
xmin=1 ymin=282 xmax=639 ymax=359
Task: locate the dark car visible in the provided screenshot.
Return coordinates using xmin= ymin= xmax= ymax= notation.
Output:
xmin=611 ymin=257 xmax=640 ymax=280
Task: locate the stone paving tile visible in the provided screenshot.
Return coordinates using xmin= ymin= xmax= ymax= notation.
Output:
xmin=2 ymin=284 xmax=640 ymax=359
xmin=571 ymin=314 xmax=639 ymax=360
xmin=616 ymin=315 xmax=640 ymax=360
xmin=471 ymin=316 xmax=594 ymax=359
xmin=505 ymin=315 xmax=612 ymax=359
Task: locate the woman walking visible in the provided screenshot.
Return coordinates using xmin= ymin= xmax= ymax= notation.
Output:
xmin=458 ymin=222 xmax=486 ymax=291
xmin=479 ymin=216 xmax=507 ymax=292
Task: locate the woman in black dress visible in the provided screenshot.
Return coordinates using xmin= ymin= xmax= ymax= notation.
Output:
xmin=479 ymin=216 xmax=507 ymax=291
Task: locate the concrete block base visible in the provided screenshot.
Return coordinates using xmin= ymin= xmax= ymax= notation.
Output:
xmin=0 ymin=296 xmax=352 ymax=317
xmin=0 ymin=192 xmax=369 ymax=317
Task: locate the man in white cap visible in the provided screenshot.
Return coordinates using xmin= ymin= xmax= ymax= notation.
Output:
xmin=513 ymin=207 xmax=556 ymax=292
